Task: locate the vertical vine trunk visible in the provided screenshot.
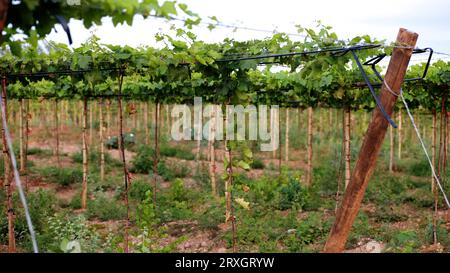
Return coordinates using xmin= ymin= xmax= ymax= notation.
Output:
xmin=144 ymin=101 xmax=149 ymax=145
xmin=54 ymin=99 xmax=60 ymax=167
xmin=89 ymin=101 xmax=93 ymax=146
xmin=389 ymin=119 xmax=394 ymax=173
xmin=224 ymin=104 xmax=237 ymax=252
xmin=166 ymin=104 xmax=170 ymax=136
xmin=209 ymin=105 xmax=217 ymax=196
xmin=431 ymin=110 xmax=437 ymax=192
xmin=344 ymin=107 xmax=351 ymax=189
xmin=278 ymin=110 xmax=282 ymax=174
xmin=153 ymin=102 xmax=160 ymax=205
xmin=306 ymin=106 xmax=313 ymax=186
xmin=19 ymin=99 xmax=25 ymax=173
xmin=99 ymin=99 xmax=105 ymax=182
xmin=285 ymin=108 xmax=289 ymax=162
xmin=81 ymin=99 xmax=88 ymax=210
xmin=272 ymin=109 xmax=276 ymax=159
xmin=397 ymin=109 xmax=402 ymax=160
xmin=2 ymin=78 xmax=15 ymax=252
xmin=117 ymin=72 xmax=130 ymax=253
xmin=25 ymin=99 xmax=29 ymax=191
xmin=106 ymin=100 xmax=111 ymax=138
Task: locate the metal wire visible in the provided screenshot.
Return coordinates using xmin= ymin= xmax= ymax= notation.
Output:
xmin=383 ymin=79 xmax=450 ymax=209
xmin=0 ymin=79 xmax=39 ymax=253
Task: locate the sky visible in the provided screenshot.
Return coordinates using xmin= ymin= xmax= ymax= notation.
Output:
xmin=45 ymin=0 xmax=450 ymax=63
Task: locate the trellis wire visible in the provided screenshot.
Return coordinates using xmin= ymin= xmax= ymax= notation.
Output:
xmin=383 ymin=79 xmax=450 ymax=209
xmin=0 ymin=79 xmax=39 ymax=253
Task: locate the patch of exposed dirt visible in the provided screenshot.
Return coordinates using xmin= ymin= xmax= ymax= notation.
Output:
xmin=162 ymin=220 xmax=227 ymax=253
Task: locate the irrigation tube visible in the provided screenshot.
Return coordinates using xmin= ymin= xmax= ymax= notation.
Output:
xmin=0 ymin=79 xmax=39 ymax=253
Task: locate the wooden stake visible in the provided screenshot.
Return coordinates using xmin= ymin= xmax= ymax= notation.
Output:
xmin=54 ymin=99 xmax=60 ymax=167
xmin=99 ymin=99 xmax=105 ymax=182
xmin=153 ymin=102 xmax=160 ymax=206
xmin=209 ymin=105 xmax=217 ymax=196
xmin=389 ymin=117 xmax=394 ymax=172
xmin=285 ymin=108 xmax=289 ymax=162
xmin=324 ymin=28 xmax=418 ymax=252
xmin=19 ymin=98 xmax=25 ymax=173
xmin=431 ymin=110 xmax=436 ymax=192
xmin=144 ymin=101 xmax=149 ymax=145
xmin=306 ymin=106 xmax=313 ymax=186
xmin=397 ymin=109 xmax=402 ymax=160
xmin=81 ymin=99 xmax=88 ymax=210
xmin=1 ymin=77 xmax=15 ymax=252
xmin=344 ymin=107 xmax=351 ymax=188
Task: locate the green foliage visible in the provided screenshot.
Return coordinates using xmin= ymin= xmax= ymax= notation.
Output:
xmin=135 ymin=191 xmax=159 ymax=228
xmin=283 ymin=212 xmax=330 ymax=251
xmin=386 ymin=230 xmax=420 ymax=253
xmin=245 ymin=173 xmax=319 ymax=211
xmin=250 ymin=158 xmax=265 ymax=169
xmin=130 ymin=145 xmax=154 ymax=173
xmin=0 ymin=189 xmax=56 ymax=247
xmin=160 ymin=145 xmax=195 ymax=160
xmin=71 ymin=149 xmax=121 ymax=167
xmin=277 ymin=176 xmax=309 ymax=210
xmin=87 ymin=195 xmax=127 ymax=221
xmin=129 ymin=179 xmax=153 ymax=202
xmin=408 ymin=160 xmax=432 ymax=177
xmin=3 ymin=0 xmax=196 ymax=50
xmin=35 ymin=166 xmax=83 ymax=186
xmin=152 ymin=179 xmax=194 ymax=222
xmin=40 ymin=213 xmax=101 ymax=253
xmin=197 ymin=201 xmax=224 ymax=230
xmin=27 ymin=147 xmax=53 ymax=156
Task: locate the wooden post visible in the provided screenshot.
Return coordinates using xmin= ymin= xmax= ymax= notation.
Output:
xmin=306 ymin=106 xmax=313 ymax=186
xmin=323 ymin=28 xmax=418 ymax=252
xmin=1 ymin=77 xmax=15 ymax=252
xmin=431 ymin=110 xmax=437 ymax=192
xmin=54 ymin=99 xmax=60 ymax=167
xmin=81 ymin=99 xmax=88 ymax=210
xmin=99 ymin=99 xmax=105 ymax=182
xmin=19 ymin=99 xmax=25 ymax=173
xmin=344 ymin=107 xmax=351 ymax=188
xmin=397 ymin=109 xmax=402 ymax=160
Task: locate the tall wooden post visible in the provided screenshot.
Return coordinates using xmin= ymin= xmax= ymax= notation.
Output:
xmin=324 ymin=28 xmax=418 ymax=252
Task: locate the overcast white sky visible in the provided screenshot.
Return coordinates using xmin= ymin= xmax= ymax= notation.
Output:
xmin=46 ymin=0 xmax=450 ymax=62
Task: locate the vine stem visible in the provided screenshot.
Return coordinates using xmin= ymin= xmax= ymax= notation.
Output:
xmin=1 ymin=78 xmax=15 ymax=252
xmin=224 ymin=102 xmax=237 ymax=253
xmin=344 ymin=107 xmax=351 ymax=188
xmin=153 ymin=102 xmax=160 ymax=206
xmin=99 ymin=98 xmax=105 ymax=182
xmin=117 ymin=70 xmax=130 ymax=253
xmin=81 ymin=98 xmax=88 ymax=210
xmin=54 ymin=99 xmax=60 ymax=168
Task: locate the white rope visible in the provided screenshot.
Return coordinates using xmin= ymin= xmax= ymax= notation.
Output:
xmin=0 ymin=88 xmax=39 ymax=253
xmin=383 ymin=79 xmax=450 ymax=209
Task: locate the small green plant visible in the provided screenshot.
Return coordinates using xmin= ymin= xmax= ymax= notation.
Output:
xmin=27 ymin=147 xmax=53 ymax=156
xmin=35 ymin=166 xmax=82 ymax=186
xmin=277 ymin=176 xmax=309 ymax=210
xmin=129 ymin=179 xmax=153 ymax=202
xmin=197 ymin=201 xmax=224 ymax=230
xmin=87 ymin=195 xmax=127 ymax=221
xmin=250 ymin=158 xmax=265 ymax=169
xmin=130 ymin=146 xmax=154 ymax=174
xmin=386 ymin=230 xmax=420 ymax=253
xmin=43 ymin=213 xmax=101 ymax=252
xmin=71 ymin=150 xmax=121 ymax=167
xmin=159 ymin=144 xmax=195 ymax=161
